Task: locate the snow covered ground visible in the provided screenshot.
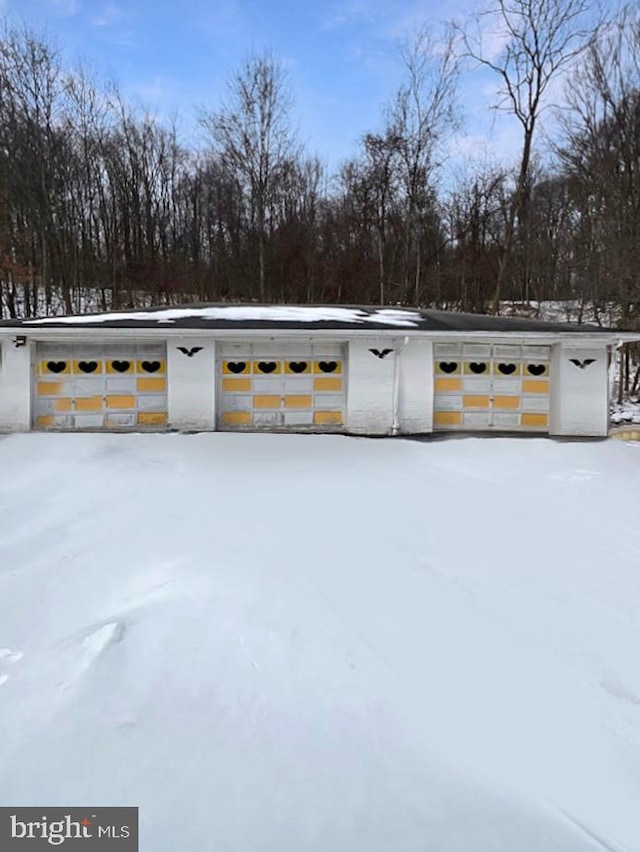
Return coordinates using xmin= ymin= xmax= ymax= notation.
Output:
xmin=611 ymin=399 xmax=640 ymax=426
xmin=503 ymin=299 xmax=622 ymax=327
xmin=1 ymin=432 xmax=639 ymax=851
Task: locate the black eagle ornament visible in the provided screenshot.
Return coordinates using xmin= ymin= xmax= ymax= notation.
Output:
xmin=177 ymin=346 xmax=203 ymax=357
xmin=369 ymin=348 xmax=393 ymax=359
xmin=569 ymin=358 xmax=596 ymax=369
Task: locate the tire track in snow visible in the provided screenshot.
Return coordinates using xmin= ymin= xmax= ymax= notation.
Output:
xmin=556 ymin=809 xmax=628 ymax=852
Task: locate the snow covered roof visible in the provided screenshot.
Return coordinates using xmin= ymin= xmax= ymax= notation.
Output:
xmin=0 ymin=303 xmax=622 ymax=333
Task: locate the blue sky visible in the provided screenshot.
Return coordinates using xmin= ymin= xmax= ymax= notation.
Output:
xmin=2 ymin=0 xmax=571 ymax=175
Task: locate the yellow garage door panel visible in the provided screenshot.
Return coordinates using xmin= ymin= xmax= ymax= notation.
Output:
xmin=222 ymin=361 xmax=250 ymax=375
xmin=222 ymin=377 xmax=251 ymax=392
xmin=434 ymin=378 xmax=462 ymax=393
xmin=222 ymin=411 xmax=252 ymax=426
xmin=106 ymin=360 xmax=134 ymax=375
xmin=492 ymin=362 xmax=521 ymax=376
xmin=37 ymin=382 xmax=63 ymax=395
xmin=36 ymin=415 xmax=55 ymax=428
xmin=39 ymin=360 xmax=71 ymax=376
xmin=137 ymin=360 xmax=165 ymax=374
xmin=434 ymin=411 xmax=462 ymax=426
xmin=463 ymin=362 xmax=489 ymax=376
xmin=106 ymin=395 xmax=136 ymax=409
xmin=253 ymin=395 xmax=281 ymax=408
xmin=313 ymin=411 xmax=342 ymax=425
xmin=524 ymin=364 xmax=549 ymax=377
xmin=284 ymin=361 xmax=311 ymax=375
xmin=522 ymin=413 xmax=548 ymax=428
xmin=54 ymin=398 xmax=73 ymax=412
xmin=73 ymin=360 xmax=103 ymax=375
xmin=137 ymin=378 xmax=167 ymax=393
xmin=137 ymin=412 xmax=168 ymax=426
xmin=463 ymin=395 xmax=490 ymax=408
xmin=313 ymin=360 xmax=341 ymax=374
xmin=313 ymin=377 xmax=342 ymax=392
xmin=252 ymin=360 xmax=282 ymax=374
xmin=522 ymin=380 xmax=549 ymax=394
xmin=76 ymin=396 xmax=103 ymax=411
xmin=285 ymin=395 xmax=312 ymax=408
xmin=493 ymin=396 xmax=520 ymax=409
xmin=436 ymin=361 xmax=461 ymax=375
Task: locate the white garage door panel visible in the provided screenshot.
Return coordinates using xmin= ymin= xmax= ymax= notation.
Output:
xmin=464 ymin=345 xmax=491 ymax=357
xmin=106 ymin=413 xmax=136 ymax=428
xmin=106 ymin=377 xmax=133 ymax=392
xmin=319 ymin=394 xmax=345 ymax=409
xmin=34 ymin=344 xmax=167 ymax=430
xmin=76 ymin=414 xmax=104 ymax=428
xmin=492 ymin=379 xmax=521 ymax=394
xmin=254 ymin=412 xmax=281 ymax=426
xmin=522 ymin=396 xmax=550 ymax=412
xmin=494 ymin=345 xmax=522 ymax=357
xmin=523 ymin=345 xmax=550 ymax=359
xmin=284 ymin=412 xmax=313 ymax=426
xmin=493 ymin=412 xmax=521 ymax=428
xmin=435 ymin=395 xmax=462 ymax=411
xmin=463 ymin=412 xmax=491 ymax=427
xmin=464 ymin=378 xmax=491 ymax=392
xmin=218 ymin=343 xmax=345 ymax=431
xmin=253 ymin=377 xmax=281 ymax=392
xmin=138 ymin=394 xmax=166 ymax=411
xmin=282 ymin=377 xmax=314 ymax=392
xmin=224 ymin=395 xmax=248 ymax=411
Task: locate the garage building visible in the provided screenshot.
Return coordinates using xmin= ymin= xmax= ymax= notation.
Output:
xmin=0 ymin=304 xmax=633 ymax=437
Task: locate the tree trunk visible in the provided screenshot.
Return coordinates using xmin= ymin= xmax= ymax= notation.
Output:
xmin=490 ymin=128 xmax=534 ymax=315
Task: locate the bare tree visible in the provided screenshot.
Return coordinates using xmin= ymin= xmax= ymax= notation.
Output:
xmin=557 ymin=4 xmax=640 ymax=325
xmin=0 ymin=22 xmax=63 ymax=315
xmin=359 ymin=131 xmax=402 ymax=305
xmin=458 ymin=0 xmax=598 ymax=312
xmin=443 ymin=163 xmax=507 ymax=310
xmin=386 ymin=26 xmax=459 ymax=304
xmin=200 ymin=51 xmax=299 ymax=302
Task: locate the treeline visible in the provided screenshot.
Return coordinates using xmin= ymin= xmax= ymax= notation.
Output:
xmin=1 ymin=2 xmax=640 ymax=325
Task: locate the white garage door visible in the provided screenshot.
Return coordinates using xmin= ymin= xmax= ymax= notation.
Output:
xmin=218 ymin=342 xmax=345 ymax=430
xmin=34 ymin=343 xmax=167 ymax=430
xmin=433 ymin=343 xmax=550 ymax=431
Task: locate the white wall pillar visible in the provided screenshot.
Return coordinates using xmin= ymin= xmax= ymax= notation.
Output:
xmin=167 ymin=339 xmax=216 ymax=431
xmin=346 ymin=338 xmax=396 ymax=435
xmin=398 ymin=338 xmax=433 ymax=434
xmin=549 ymin=343 xmax=609 ymax=436
xmin=0 ymin=340 xmax=32 ymax=431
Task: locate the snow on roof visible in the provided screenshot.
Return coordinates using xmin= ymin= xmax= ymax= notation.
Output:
xmin=23 ymin=306 xmax=422 ymax=328
xmin=1 ymin=303 xmax=626 ymax=334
